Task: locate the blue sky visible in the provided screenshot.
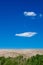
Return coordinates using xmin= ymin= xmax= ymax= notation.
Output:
xmin=0 ymin=0 xmax=43 ymax=48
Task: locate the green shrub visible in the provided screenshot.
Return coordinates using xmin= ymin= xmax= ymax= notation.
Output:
xmin=0 ymin=54 xmax=43 ymax=65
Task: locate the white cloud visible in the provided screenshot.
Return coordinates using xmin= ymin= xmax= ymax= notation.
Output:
xmin=24 ymin=11 xmax=43 ymax=18
xmin=15 ymin=32 xmax=37 ymax=37
xmin=39 ymin=14 xmax=42 ymax=17
xmin=24 ymin=11 xmax=37 ymax=16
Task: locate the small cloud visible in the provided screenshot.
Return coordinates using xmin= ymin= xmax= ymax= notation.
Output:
xmin=15 ymin=32 xmax=37 ymax=37
xmin=24 ymin=11 xmax=37 ymax=16
xmin=39 ymin=14 xmax=42 ymax=17
xmin=24 ymin=11 xmax=43 ymax=19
